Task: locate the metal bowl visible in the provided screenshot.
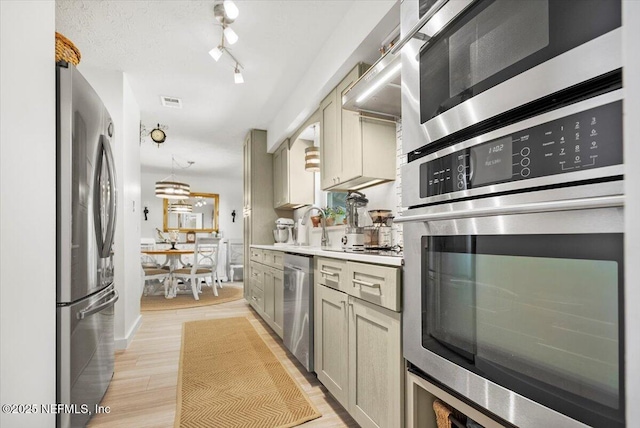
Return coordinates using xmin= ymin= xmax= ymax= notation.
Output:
xmin=273 ymin=228 xmax=289 ymax=243
xmin=368 ymin=209 xmax=392 ymax=224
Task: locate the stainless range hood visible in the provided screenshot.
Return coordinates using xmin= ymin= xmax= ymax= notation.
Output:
xmin=342 ymin=49 xmax=401 ymax=119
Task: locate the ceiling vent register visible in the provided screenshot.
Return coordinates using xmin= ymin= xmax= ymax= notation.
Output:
xmin=161 ymin=96 xmax=183 ymax=108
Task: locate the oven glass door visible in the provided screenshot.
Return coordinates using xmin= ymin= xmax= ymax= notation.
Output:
xmin=419 ymin=0 xmax=621 ymax=125
xmin=422 ymin=233 xmax=624 ymax=427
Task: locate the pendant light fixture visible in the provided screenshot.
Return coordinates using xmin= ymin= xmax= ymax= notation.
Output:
xmin=168 ymin=200 xmax=193 ymax=213
xmin=304 ymin=124 xmax=320 ymax=172
xmin=155 ymin=156 xmax=192 ymax=199
xmin=304 ymin=146 xmax=320 ymax=172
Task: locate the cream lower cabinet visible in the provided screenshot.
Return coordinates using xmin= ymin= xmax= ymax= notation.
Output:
xmin=315 ymin=283 xmax=350 ymax=407
xmin=248 ymin=249 xmax=284 ymax=338
xmin=262 ymin=266 xmax=284 ymax=337
xmin=349 ymin=296 xmax=402 ymax=428
xmin=315 ymin=257 xmax=403 ymax=428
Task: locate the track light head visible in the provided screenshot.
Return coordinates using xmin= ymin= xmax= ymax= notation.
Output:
xmin=214 ymin=2 xmax=236 ymax=24
xmin=234 ymin=65 xmax=244 ymax=84
xmin=209 ymin=46 xmax=224 ymax=61
xmin=224 ymin=26 xmax=238 ymax=45
xmin=223 ymin=0 xmax=239 ymax=20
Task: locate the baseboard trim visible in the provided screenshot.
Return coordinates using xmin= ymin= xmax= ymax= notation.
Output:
xmin=115 ymin=314 xmax=142 ymax=350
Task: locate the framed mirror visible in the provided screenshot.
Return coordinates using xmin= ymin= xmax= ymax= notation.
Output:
xmin=163 ymin=192 xmax=219 ymax=233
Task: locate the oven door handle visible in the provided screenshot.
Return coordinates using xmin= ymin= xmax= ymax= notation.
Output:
xmin=395 ymin=195 xmax=624 ymax=223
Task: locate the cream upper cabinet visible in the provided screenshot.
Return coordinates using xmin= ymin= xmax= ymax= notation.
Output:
xmin=273 ymin=141 xmax=286 ymax=208
xmin=273 ymin=138 xmax=314 ymax=209
xmin=320 ymin=64 xmax=397 ymax=191
xmin=320 ymin=88 xmax=339 ymax=190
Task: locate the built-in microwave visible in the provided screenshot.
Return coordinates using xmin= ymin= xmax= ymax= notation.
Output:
xmin=397 ymin=0 xmax=622 ymax=154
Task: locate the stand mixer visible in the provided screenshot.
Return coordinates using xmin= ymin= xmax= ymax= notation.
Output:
xmin=273 ymin=218 xmax=295 ymax=246
xmin=341 ymin=191 xmax=368 ymax=251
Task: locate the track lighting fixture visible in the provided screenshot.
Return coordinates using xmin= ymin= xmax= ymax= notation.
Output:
xmin=210 ymin=1 xmax=246 ymax=82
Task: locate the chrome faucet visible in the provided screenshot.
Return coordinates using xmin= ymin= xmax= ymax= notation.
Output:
xmin=301 ymin=206 xmax=329 ymax=247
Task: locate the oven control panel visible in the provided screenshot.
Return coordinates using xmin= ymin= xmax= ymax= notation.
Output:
xmin=420 ymin=101 xmax=622 ymax=198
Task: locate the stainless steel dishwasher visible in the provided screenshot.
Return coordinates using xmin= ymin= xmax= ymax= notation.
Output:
xmin=283 ymin=253 xmax=314 ymax=372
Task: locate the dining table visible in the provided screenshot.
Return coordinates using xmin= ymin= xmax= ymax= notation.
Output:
xmin=141 ymin=248 xmax=195 ymax=298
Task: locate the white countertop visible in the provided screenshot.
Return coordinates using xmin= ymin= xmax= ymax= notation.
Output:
xmin=251 ymin=244 xmax=403 ymax=267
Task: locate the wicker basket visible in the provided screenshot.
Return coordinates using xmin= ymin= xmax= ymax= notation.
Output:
xmin=55 ymin=32 xmax=81 ymax=65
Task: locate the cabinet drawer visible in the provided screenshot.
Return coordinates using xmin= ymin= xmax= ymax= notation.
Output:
xmin=316 ymin=257 xmax=347 ymax=292
xmin=346 ymin=261 xmax=401 ymax=312
xmin=263 ymin=250 xmax=284 ymax=270
xmin=250 ymin=285 xmax=264 ymax=313
xmin=249 ymin=261 xmax=263 ymax=289
xmin=250 ymin=248 xmax=264 ymax=263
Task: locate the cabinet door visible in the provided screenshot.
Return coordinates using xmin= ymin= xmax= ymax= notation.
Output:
xmin=243 ymin=132 xmax=251 ymax=211
xmin=243 ymin=213 xmax=251 ymax=299
xmin=348 ymin=297 xmax=402 ymax=428
xmin=280 ymin=143 xmax=289 ymax=206
xmin=337 ymin=66 xmax=364 ymax=185
xmin=273 ymin=268 xmax=284 ymax=339
xmin=320 ymin=89 xmax=339 ymax=190
xmin=315 ymin=283 xmax=349 ymax=407
xmin=273 ymin=146 xmax=282 ymax=207
xmin=263 ymin=268 xmax=275 ymax=324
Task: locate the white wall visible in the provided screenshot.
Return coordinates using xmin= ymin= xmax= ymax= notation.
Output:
xmin=140 ymin=171 xmax=243 ymax=241
xmin=623 ymin=2 xmax=640 ymax=424
xmin=0 ymin=1 xmax=57 ymax=427
xmin=79 ymin=67 xmax=142 ymax=349
xmin=266 ymin=0 xmax=398 ymax=151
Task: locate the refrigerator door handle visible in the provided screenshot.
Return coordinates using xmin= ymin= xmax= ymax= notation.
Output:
xmin=93 ymin=136 xmax=106 ymax=258
xmin=93 ymin=135 xmax=118 ymax=258
xmin=102 ymin=135 xmax=118 ymax=255
xmin=77 ymin=289 xmax=119 ymax=320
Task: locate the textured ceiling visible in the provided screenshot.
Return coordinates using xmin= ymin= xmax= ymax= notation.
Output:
xmin=55 ymin=0 xmax=355 ymax=176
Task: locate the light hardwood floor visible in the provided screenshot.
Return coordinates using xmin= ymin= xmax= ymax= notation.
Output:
xmin=88 ymin=283 xmax=358 ymax=428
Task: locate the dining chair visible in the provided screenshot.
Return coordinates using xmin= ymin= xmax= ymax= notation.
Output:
xmin=140 ymin=239 xmax=170 ymax=296
xmin=228 ymin=239 xmax=244 ymax=282
xmin=173 ymin=237 xmax=221 ymax=300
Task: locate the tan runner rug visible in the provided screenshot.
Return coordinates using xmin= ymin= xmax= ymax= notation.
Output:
xmin=141 ymin=283 xmax=244 ymax=311
xmin=175 ymin=317 xmax=321 ymax=428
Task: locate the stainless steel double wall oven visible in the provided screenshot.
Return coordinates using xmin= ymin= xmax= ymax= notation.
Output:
xmin=396 ymin=0 xmax=624 ymax=427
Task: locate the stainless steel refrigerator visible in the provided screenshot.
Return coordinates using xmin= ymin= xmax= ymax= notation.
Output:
xmin=56 ymin=62 xmax=119 ymax=428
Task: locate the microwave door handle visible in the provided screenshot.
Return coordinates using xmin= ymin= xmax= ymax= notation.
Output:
xmin=390 ymin=0 xmax=449 ymax=54
xmin=101 ymin=135 xmax=118 ymax=256
xmin=416 ymin=0 xmax=479 ymax=60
